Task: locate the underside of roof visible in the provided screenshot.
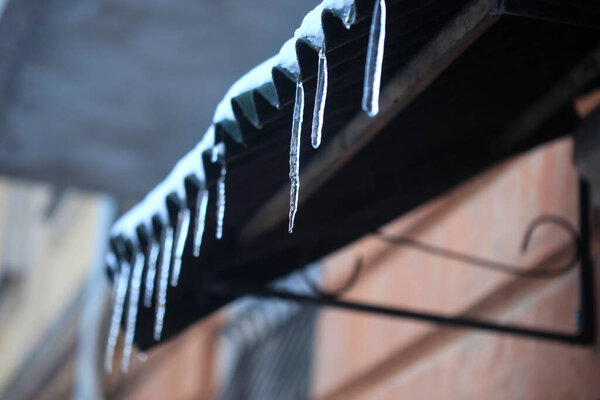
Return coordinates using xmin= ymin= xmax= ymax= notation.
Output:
xmin=107 ymin=0 xmax=600 ymax=351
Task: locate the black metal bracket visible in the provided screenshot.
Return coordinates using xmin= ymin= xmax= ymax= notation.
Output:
xmin=205 ymin=178 xmax=596 ymax=346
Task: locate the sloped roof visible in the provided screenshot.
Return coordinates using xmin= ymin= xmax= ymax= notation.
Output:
xmin=106 ymin=0 xmax=600 ymax=352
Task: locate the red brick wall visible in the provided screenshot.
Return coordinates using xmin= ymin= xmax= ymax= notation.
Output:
xmin=312 ymin=138 xmax=600 ymax=400
xmin=105 ymin=314 xmax=221 ymax=400
xmin=106 ymin=138 xmax=599 ymax=400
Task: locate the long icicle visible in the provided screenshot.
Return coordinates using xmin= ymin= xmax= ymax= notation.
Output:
xmin=216 ymin=153 xmax=226 ymax=240
xmin=121 ymin=251 xmax=144 ymax=373
xmin=311 ymin=48 xmax=328 ymax=149
xmin=212 ymin=143 xmax=227 ymax=240
xmin=170 ymin=207 xmax=191 ymax=286
xmin=193 ymin=188 xmax=209 ymax=257
xmin=104 ymin=258 xmax=131 ymax=373
xmin=105 ymin=251 xmax=118 ymax=275
xmin=362 ymin=0 xmax=386 ymax=117
xmin=288 ymin=81 xmax=305 ymax=233
xmin=344 ymin=3 xmax=356 ymax=28
xmin=143 ymin=241 xmax=159 ymax=308
xmin=154 ymin=226 xmax=174 ymax=341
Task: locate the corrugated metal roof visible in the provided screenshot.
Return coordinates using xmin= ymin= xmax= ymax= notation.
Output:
xmin=105 ymin=0 xmax=600 ymax=352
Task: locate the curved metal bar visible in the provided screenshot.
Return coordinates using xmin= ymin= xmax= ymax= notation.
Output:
xmin=301 ymin=258 xmax=362 ymax=298
xmin=375 ymin=214 xmax=580 ymax=278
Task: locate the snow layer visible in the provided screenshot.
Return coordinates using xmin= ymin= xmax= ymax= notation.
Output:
xmin=110 ymin=126 xmax=214 ymax=242
xmin=110 ymin=0 xmax=356 ymax=245
xmin=213 ymin=0 xmax=355 ymax=123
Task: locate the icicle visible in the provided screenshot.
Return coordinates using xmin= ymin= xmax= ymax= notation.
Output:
xmin=104 ymin=259 xmax=130 ymax=373
xmin=362 ymin=0 xmax=386 ymax=117
xmin=288 ymin=81 xmax=305 ymax=233
xmin=311 ymin=49 xmax=328 ymax=149
xmin=214 ymin=146 xmax=226 ymax=240
xmin=344 ymin=3 xmax=357 ymax=29
xmin=121 ymin=252 xmax=144 ymax=373
xmin=193 ymin=188 xmax=209 ymax=257
xmin=154 ymin=226 xmax=174 ymax=341
xmin=143 ymin=241 xmax=159 ymax=308
xmin=170 ymin=207 xmax=191 ymax=287
xmin=106 ymin=251 xmax=118 ymax=274
xmin=216 ymin=166 xmax=226 ymax=239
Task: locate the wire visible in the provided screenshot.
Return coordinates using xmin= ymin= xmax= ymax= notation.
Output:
xmin=374 ymin=214 xmax=580 ymax=278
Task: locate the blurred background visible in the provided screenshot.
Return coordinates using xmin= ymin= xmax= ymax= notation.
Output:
xmin=0 ymin=0 xmax=599 ymax=399
xmin=0 ymin=0 xmax=320 ymax=397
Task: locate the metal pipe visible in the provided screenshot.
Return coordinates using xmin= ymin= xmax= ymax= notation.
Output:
xmin=577 ymin=178 xmax=596 ymax=344
xmin=205 ymin=280 xmax=585 ymax=345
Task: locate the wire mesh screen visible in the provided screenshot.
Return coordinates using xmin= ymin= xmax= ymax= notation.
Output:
xmin=219 ymin=306 xmax=317 ymax=400
xmin=218 ymin=265 xmax=321 ymax=400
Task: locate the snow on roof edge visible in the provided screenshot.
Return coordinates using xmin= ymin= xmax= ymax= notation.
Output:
xmin=213 ymin=0 xmax=355 ymax=123
xmin=110 ymin=0 xmax=356 ymax=246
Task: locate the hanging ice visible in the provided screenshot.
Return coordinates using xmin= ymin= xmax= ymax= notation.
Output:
xmin=105 ymin=251 xmax=118 ymax=273
xmin=104 ymin=259 xmax=131 ymax=373
xmin=143 ymin=241 xmax=159 ymax=308
xmin=311 ymin=49 xmax=328 ymax=149
xmin=121 ymin=252 xmax=144 ymax=373
xmin=214 ymin=148 xmax=226 ymax=240
xmin=362 ymin=0 xmax=386 ymax=117
xmin=154 ymin=226 xmax=174 ymax=341
xmin=344 ymin=3 xmax=357 ymax=29
xmin=193 ymin=188 xmax=209 ymax=257
xmin=288 ymin=81 xmax=305 ymax=233
xmin=171 ymin=207 xmax=191 ymax=287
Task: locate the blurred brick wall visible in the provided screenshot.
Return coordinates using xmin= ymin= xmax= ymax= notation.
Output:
xmin=312 ymin=137 xmax=600 ymax=400
xmin=104 ymin=137 xmax=599 ymax=400
xmin=0 ymin=180 xmax=113 ymax=396
xmin=103 ymin=313 xmax=221 ymax=400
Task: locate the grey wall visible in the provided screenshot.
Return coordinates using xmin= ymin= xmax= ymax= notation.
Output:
xmin=0 ymin=0 xmax=317 ymax=204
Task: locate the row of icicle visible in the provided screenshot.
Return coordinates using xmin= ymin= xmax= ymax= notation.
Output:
xmin=288 ymin=0 xmax=386 ymax=232
xmin=104 ymin=146 xmax=226 ymax=374
xmin=105 ymin=0 xmax=385 ymax=374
